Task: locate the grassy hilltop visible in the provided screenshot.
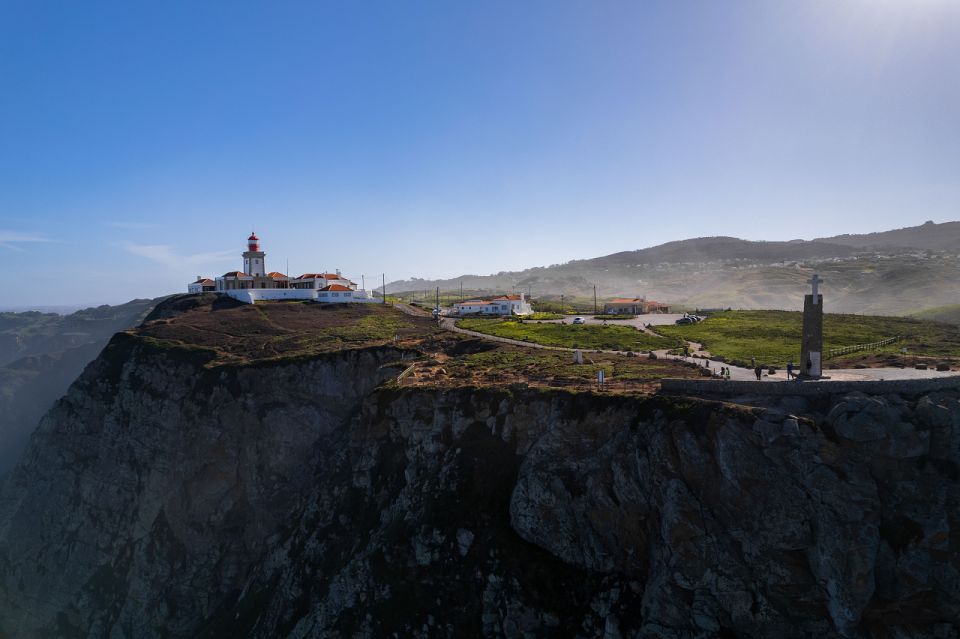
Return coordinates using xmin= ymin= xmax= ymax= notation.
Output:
xmin=911 ymin=304 xmax=960 ymax=325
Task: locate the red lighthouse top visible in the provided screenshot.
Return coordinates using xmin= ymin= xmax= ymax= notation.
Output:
xmin=247 ymin=232 xmax=260 ymax=251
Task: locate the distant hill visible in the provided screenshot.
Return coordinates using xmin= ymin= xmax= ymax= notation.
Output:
xmin=388 ymin=221 xmax=960 ymax=315
xmin=570 ymin=236 xmax=855 ymax=267
xmin=817 ymin=220 xmax=960 ymax=251
xmin=0 ymin=297 xmax=164 ymax=476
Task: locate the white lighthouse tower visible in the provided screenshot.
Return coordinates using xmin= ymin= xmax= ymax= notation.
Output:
xmin=243 ymin=232 xmax=266 ymax=277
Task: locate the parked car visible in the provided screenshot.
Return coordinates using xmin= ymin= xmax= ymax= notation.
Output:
xmin=675 ymin=317 xmax=694 ymax=325
xmin=572 ymin=317 xmax=586 ymax=324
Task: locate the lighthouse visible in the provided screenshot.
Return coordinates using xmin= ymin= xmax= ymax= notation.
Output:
xmin=243 ymin=232 xmax=266 ymax=277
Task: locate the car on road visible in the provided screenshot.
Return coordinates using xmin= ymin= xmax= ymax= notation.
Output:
xmin=572 ymin=317 xmax=586 ymax=324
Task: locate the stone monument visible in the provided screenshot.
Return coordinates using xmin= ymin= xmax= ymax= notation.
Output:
xmin=800 ymin=274 xmax=823 ymax=379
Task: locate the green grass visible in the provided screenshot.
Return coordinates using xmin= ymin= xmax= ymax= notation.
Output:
xmin=456 ymin=318 xmax=676 ymax=352
xmin=593 ymin=314 xmax=636 ymax=320
xmin=653 ymin=310 xmax=960 ymax=366
xmin=526 ymin=312 xmax=565 ymax=320
xmin=446 ymin=349 xmax=688 ymax=383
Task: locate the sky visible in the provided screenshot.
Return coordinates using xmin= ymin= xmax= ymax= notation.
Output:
xmin=1 ymin=0 xmax=958 ymax=307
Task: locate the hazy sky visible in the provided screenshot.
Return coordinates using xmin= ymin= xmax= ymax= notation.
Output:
xmin=1 ymin=0 xmax=958 ymax=307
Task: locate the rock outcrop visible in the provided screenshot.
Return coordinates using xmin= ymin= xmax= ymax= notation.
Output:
xmin=1 ymin=330 xmax=959 ymax=638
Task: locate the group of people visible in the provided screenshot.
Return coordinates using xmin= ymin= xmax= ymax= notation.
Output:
xmin=696 ymin=355 xmax=800 ymax=382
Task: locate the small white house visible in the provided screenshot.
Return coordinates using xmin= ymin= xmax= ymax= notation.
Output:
xmin=454 ymin=293 xmax=533 ymax=316
xmin=316 ymin=284 xmax=378 ymax=304
xmin=188 ymin=277 xmax=216 ymax=294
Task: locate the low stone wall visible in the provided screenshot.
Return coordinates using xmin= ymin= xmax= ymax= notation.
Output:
xmin=660 ymin=375 xmax=960 ymax=397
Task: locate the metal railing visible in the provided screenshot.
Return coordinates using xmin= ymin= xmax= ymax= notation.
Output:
xmin=826 ymin=335 xmax=903 ymax=359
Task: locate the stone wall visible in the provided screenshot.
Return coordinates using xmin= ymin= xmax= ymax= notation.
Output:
xmin=661 ymin=375 xmax=960 ymax=396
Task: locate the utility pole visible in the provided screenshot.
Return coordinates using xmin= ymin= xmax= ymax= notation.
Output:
xmin=593 ymin=285 xmax=597 ymax=314
xmin=436 ymin=286 xmax=439 ymax=311
xmin=561 ymin=294 xmax=564 ymax=314
xmin=460 ymin=281 xmax=463 ymax=303
xmin=382 ymin=274 xmax=386 ymax=304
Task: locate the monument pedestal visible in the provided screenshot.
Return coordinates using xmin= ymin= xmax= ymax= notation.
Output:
xmin=800 ymin=293 xmax=823 ymax=379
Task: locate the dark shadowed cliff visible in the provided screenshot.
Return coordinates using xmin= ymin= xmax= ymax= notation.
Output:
xmin=0 ymin=296 xmax=958 ymax=638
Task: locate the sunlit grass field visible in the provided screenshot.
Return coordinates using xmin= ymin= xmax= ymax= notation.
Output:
xmin=456 ymin=318 xmax=677 ymax=351
xmin=653 ymin=310 xmax=960 ymax=366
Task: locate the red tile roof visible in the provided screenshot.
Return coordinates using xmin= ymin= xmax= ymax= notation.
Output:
xmin=267 ymin=271 xmax=288 ymax=278
xmin=222 ymin=271 xmax=248 ymax=277
xmin=492 ymin=295 xmax=522 ymax=301
xmin=320 ymin=284 xmax=353 ymax=291
xmin=297 ymin=273 xmax=347 ymax=280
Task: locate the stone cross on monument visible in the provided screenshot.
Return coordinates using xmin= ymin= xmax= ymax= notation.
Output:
xmin=807 ymin=274 xmax=824 ymax=305
xmin=800 ymin=273 xmax=824 ymax=378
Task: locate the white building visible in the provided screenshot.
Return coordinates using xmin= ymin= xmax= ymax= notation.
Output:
xmin=189 ymin=233 xmax=378 ymax=305
xmin=454 ymin=294 xmax=533 ymax=316
xmin=187 ymin=278 xmax=216 ymax=294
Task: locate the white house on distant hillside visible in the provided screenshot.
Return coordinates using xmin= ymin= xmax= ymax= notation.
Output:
xmin=188 ymin=233 xmax=377 ymax=305
xmin=454 ymin=294 xmax=533 ymax=316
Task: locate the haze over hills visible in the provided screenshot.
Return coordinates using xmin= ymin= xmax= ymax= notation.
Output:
xmin=0 ymin=298 xmax=162 ymax=475
xmin=389 ymin=221 xmax=960 ymax=315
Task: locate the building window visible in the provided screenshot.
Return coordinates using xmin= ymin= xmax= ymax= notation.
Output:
xmin=332 ymin=292 xmax=339 ymax=297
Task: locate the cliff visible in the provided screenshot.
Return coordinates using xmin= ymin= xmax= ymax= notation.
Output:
xmin=1 ymin=300 xmax=959 ymax=638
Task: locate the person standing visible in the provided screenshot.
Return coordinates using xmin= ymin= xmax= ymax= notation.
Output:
xmin=787 ymin=361 xmax=794 ymax=380
xmin=754 ymin=365 xmax=763 ymax=381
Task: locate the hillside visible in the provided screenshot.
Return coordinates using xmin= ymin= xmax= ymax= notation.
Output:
xmin=818 ymin=220 xmax=960 ymax=251
xmin=911 ymin=303 xmax=960 ymax=325
xmin=389 ymin=221 xmax=960 ymax=315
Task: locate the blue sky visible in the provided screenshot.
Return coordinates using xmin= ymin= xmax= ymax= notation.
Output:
xmin=1 ymin=0 xmax=958 ymax=307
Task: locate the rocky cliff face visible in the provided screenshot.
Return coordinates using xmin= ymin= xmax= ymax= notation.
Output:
xmin=1 ymin=331 xmax=959 ymax=638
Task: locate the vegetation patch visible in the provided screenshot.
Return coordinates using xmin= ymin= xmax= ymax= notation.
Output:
xmin=456 ymin=318 xmax=677 ymax=352
xmin=415 ymin=344 xmax=698 ymax=392
xmin=653 ymin=310 xmax=960 ymax=366
xmin=911 ymin=304 xmax=960 ymax=326
xmin=593 ymin=314 xmax=636 ymax=320
xmin=134 ymin=299 xmax=439 ymax=367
